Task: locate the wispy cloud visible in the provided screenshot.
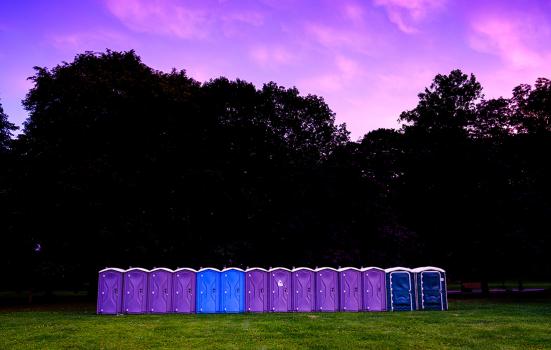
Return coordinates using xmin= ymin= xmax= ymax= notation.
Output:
xmin=249 ymin=45 xmax=296 ymax=67
xmin=469 ymin=12 xmax=551 ymax=69
xmin=49 ymin=30 xmax=130 ymax=51
xmin=373 ymin=0 xmax=446 ymax=33
xmin=104 ymin=0 xmax=266 ymax=40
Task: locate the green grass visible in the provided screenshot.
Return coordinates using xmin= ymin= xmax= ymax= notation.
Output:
xmin=1 ymin=300 xmax=550 ymax=349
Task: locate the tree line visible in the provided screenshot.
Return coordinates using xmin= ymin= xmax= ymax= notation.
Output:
xmin=0 ymin=50 xmax=549 ymax=293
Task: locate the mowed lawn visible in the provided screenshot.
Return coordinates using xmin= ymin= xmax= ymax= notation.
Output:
xmin=1 ymin=300 xmax=550 ymax=349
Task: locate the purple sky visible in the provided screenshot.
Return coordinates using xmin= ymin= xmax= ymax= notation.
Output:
xmin=1 ymin=0 xmax=551 ymax=139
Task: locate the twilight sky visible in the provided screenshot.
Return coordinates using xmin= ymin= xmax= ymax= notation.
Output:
xmin=1 ymin=0 xmax=551 ymax=139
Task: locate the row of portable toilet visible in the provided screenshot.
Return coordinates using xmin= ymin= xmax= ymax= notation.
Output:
xmin=97 ymin=266 xmax=447 ymax=315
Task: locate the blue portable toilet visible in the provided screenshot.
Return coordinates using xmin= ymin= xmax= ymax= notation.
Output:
xmin=412 ymin=266 xmax=448 ymax=311
xmin=385 ymin=267 xmax=414 ymax=311
xmin=196 ymin=268 xmax=221 ymax=313
xmin=220 ymin=268 xmax=245 ymax=313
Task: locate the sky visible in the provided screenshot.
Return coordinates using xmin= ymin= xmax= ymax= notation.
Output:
xmin=1 ymin=0 xmax=551 ymax=139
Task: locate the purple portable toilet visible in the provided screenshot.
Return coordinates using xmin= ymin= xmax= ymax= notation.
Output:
xmin=315 ymin=267 xmax=339 ymax=312
xmin=292 ymin=267 xmax=315 ymax=312
xmin=148 ymin=268 xmax=173 ymax=313
xmin=269 ymin=267 xmax=292 ymax=312
xmin=97 ymin=268 xmax=124 ymax=315
xmin=361 ymin=267 xmax=387 ymax=312
xmin=339 ymin=267 xmax=362 ymax=312
xmin=172 ymin=268 xmax=196 ymax=313
xmin=246 ymin=267 xmax=269 ymax=312
xmin=123 ymin=268 xmax=149 ymax=314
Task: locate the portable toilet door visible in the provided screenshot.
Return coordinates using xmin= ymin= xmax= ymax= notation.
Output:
xmin=385 ymin=267 xmax=414 ymax=311
xmin=148 ymin=268 xmax=173 ymax=313
xmin=412 ymin=267 xmax=448 ymax=311
xmin=269 ymin=267 xmax=292 ymax=312
xmin=292 ymin=267 xmax=315 ymax=312
xmin=173 ymin=268 xmax=196 ymax=313
xmin=97 ymin=268 xmax=124 ymax=314
xmin=361 ymin=267 xmax=387 ymax=312
xmin=246 ymin=268 xmax=269 ymax=312
xmin=196 ymin=268 xmax=221 ymax=313
xmin=315 ymin=267 xmax=339 ymax=312
xmin=220 ymin=268 xmax=245 ymax=313
xmin=339 ymin=267 xmax=362 ymax=312
xmin=123 ymin=268 xmax=149 ymax=314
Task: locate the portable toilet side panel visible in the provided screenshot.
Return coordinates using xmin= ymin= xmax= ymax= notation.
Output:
xmin=362 ymin=268 xmax=386 ymax=312
xmin=97 ymin=268 xmax=123 ymax=314
xmin=173 ymin=269 xmax=196 ymax=313
xmin=315 ymin=268 xmax=339 ymax=312
xmin=269 ymin=268 xmax=292 ymax=312
xmin=196 ymin=268 xmax=221 ymax=313
xmin=339 ymin=268 xmax=362 ymax=312
xmin=415 ymin=268 xmax=448 ymax=311
xmin=386 ymin=269 xmax=414 ymax=311
xmin=148 ymin=269 xmax=173 ymax=313
xmin=246 ymin=268 xmax=269 ymax=312
xmin=292 ymin=268 xmax=315 ymax=312
xmin=124 ymin=268 xmax=149 ymax=314
xmin=221 ymin=268 xmax=245 ymax=313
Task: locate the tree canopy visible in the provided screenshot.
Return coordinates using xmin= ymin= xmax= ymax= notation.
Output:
xmin=0 ymin=51 xmax=549 ymax=293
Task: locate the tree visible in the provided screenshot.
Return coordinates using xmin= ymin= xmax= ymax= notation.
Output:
xmin=0 ymin=100 xmax=17 ymax=153
xmin=400 ymin=69 xmax=482 ymax=136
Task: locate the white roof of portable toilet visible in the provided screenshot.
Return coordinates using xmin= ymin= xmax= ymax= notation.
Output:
xmin=315 ymin=267 xmax=339 ymax=272
xmin=384 ymin=267 xmax=413 ymax=273
xmin=174 ymin=267 xmax=197 ymax=273
xmin=150 ymin=267 xmax=174 ymax=273
xmin=411 ymin=266 xmax=445 ymax=273
xmin=125 ymin=267 xmax=150 ymax=273
xmin=99 ymin=267 xmax=126 ymax=273
xmin=246 ymin=267 xmax=269 ymax=272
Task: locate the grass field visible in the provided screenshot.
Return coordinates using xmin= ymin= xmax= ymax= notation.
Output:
xmin=1 ymin=299 xmax=550 ymax=349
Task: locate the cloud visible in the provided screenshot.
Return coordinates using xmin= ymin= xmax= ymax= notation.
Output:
xmin=104 ymin=0 xmax=265 ymax=40
xmin=249 ymin=46 xmax=296 ymax=67
xmin=305 ymin=23 xmax=373 ymax=54
xmin=469 ymin=13 xmax=551 ymax=69
xmin=373 ymin=0 xmax=446 ymax=33
xmin=105 ymin=0 xmax=210 ymax=39
xmin=49 ymin=31 xmax=130 ymax=51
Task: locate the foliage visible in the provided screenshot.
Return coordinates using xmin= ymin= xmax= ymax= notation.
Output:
xmin=0 ymin=51 xmax=550 ymax=291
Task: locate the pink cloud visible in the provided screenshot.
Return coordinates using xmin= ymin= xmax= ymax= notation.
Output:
xmin=249 ymin=46 xmax=296 ymax=67
xmin=373 ymin=0 xmax=446 ymax=33
xmin=305 ymin=23 xmax=373 ymax=54
xmin=49 ymin=31 xmax=130 ymax=51
xmin=105 ymin=0 xmax=210 ymax=39
xmin=469 ymin=13 xmax=551 ymax=69
xmin=104 ymin=0 xmax=265 ymax=40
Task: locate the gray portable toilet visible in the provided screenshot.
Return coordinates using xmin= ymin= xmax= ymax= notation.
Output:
xmin=97 ymin=268 xmax=124 ymax=314
xmin=123 ymin=268 xmax=149 ymax=314
xmin=246 ymin=267 xmax=269 ymax=312
xmin=339 ymin=267 xmax=362 ymax=312
xmin=173 ymin=268 xmax=196 ymax=313
xmin=148 ymin=268 xmax=173 ymax=313
xmin=292 ymin=267 xmax=315 ymax=312
xmin=269 ymin=267 xmax=292 ymax=312
xmin=412 ymin=266 xmax=448 ymax=311
xmin=315 ymin=267 xmax=339 ymax=312
xmin=385 ymin=267 xmax=414 ymax=311
xmin=361 ymin=267 xmax=387 ymax=312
